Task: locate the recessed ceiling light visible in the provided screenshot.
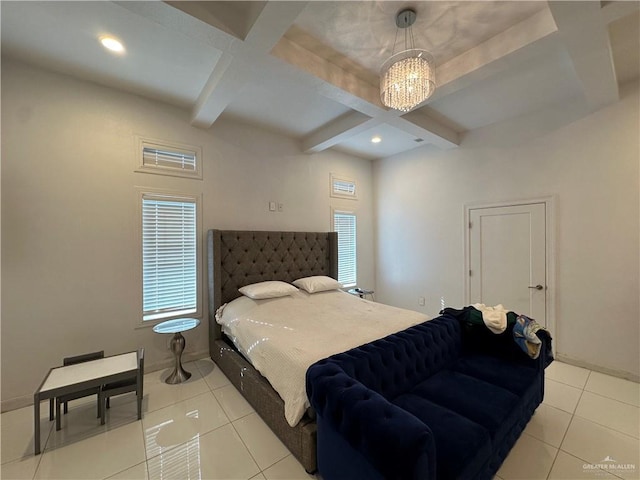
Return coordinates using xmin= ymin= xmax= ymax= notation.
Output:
xmin=100 ymin=36 xmax=124 ymax=53
xmin=371 ymin=136 xmax=382 ymax=144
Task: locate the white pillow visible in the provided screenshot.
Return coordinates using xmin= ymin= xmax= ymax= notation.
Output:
xmin=293 ymin=275 xmax=341 ymax=294
xmin=238 ymin=281 xmax=298 ymax=299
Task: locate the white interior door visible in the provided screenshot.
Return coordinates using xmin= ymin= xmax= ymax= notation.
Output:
xmin=468 ymin=203 xmax=547 ymax=326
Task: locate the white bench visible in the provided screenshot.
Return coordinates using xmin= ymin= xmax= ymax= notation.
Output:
xmin=33 ymin=350 xmax=140 ymax=455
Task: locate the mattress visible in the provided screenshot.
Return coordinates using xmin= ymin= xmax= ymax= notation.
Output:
xmin=216 ymin=289 xmax=429 ymax=426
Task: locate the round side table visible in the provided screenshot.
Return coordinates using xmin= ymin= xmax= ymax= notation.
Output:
xmin=153 ymin=318 xmax=200 ymax=384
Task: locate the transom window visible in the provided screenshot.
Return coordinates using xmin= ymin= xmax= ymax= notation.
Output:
xmin=136 ymin=138 xmax=202 ymax=180
xmin=330 ymin=174 xmax=357 ymax=200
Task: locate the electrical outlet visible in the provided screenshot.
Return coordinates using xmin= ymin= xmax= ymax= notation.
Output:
xmin=277 ymin=203 xmax=283 ymax=212
xmin=418 ymin=297 xmax=425 ymax=306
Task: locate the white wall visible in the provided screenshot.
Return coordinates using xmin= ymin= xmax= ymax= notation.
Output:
xmin=0 ymin=59 xmax=374 ymax=409
xmin=374 ymin=82 xmax=640 ymax=379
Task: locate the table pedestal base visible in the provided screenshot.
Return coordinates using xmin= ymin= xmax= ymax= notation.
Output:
xmin=166 ymin=332 xmax=191 ymax=384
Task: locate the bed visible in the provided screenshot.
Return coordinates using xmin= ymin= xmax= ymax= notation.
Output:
xmin=206 ymin=229 xmax=427 ymax=472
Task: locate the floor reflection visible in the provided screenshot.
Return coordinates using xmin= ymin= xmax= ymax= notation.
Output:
xmin=145 ymin=410 xmax=203 ymax=479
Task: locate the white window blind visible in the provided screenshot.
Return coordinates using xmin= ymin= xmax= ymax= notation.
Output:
xmin=333 ymin=211 xmax=357 ymax=286
xmin=136 ymin=138 xmax=202 ymax=179
xmin=142 ymin=195 xmax=197 ymax=321
xmin=142 ymin=147 xmax=196 ymax=172
xmin=330 ymin=174 xmax=357 ymax=199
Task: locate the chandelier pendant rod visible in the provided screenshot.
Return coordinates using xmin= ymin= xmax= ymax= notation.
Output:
xmin=391 ymin=22 xmax=400 ymax=57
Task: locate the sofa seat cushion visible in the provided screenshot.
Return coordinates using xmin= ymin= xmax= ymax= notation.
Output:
xmin=454 ymin=354 xmax=539 ymax=396
xmin=393 ymin=394 xmax=491 ymax=479
xmin=410 ymin=370 xmax=520 ymax=437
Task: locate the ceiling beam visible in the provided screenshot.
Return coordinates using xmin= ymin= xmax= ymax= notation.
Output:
xmin=302 ymin=113 xmax=378 ymax=153
xmin=271 ymin=35 xmax=383 ymax=117
xmin=275 ymin=34 xmax=461 ymax=152
xmin=190 ymin=53 xmax=249 ymax=128
xmin=300 ymin=106 xmax=460 ymax=153
xmin=122 ymin=0 xmax=455 ymax=149
xmin=190 ymin=1 xmax=309 ymax=127
xmin=288 ymin=7 xmax=563 ymax=154
xmin=122 ymin=1 xmax=605 ymax=156
xmin=549 ymin=1 xmax=619 ymax=112
xmin=243 ymin=2 xmax=308 ymax=52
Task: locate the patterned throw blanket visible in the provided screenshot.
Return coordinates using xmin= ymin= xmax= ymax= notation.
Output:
xmin=441 ymin=305 xmax=552 ymax=361
xmin=513 ymin=314 xmax=545 ymax=359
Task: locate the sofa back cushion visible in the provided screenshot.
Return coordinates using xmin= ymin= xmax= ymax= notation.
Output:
xmin=320 ymin=316 xmax=462 ymax=399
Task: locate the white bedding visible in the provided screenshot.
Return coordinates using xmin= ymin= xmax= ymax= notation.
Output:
xmin=216 ymin=290 xmax=429 ymax=426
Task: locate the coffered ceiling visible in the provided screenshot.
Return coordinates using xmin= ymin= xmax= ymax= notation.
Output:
xmin=2 ymin=1 xmax=638 ymax=159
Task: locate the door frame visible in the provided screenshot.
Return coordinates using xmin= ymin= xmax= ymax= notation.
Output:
xmin=463 ymin=196 xmax=556 ymax=338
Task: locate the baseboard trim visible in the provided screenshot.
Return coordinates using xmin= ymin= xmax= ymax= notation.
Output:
xmin=556 ymin=353 xmax=640 ymax=383
xmin=1 ymin=350 xmax=211 ymax=413
xmin=1 ymin=395 xmax=32 ymax=414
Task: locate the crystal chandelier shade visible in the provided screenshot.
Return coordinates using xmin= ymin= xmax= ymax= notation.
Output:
xmin=380 ymin=9 xmax=436 ymax=112
xmin=380 ymin=49 xmax=435 ymax=112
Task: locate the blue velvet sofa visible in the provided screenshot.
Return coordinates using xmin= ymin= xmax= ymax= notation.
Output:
xmin=306 ymin=310 xmax=552 ymax=480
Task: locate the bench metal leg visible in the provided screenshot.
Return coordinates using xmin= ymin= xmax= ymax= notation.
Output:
xmin=55 ymin=399 xmax=62 ymax=431
xmin=34 ymin=394 xmax=41 ymax=455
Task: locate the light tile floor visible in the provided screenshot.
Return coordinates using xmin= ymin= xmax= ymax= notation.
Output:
xmin=1 ymin=359 xmax=638 ymax=480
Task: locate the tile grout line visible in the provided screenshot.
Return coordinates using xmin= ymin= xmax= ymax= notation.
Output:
xmin=571 ymin=369 xmax=640 ymax=440
xmin=547 ymin=369 xmax=639 ymax=408
xmin=550 ymin=369 xmax=628 ymax=479
xmin=543 ymin=369 xmax=591 ymax=480
xmin=571 ymin=413 xmax=640 ymax=441
xmin=228 ymin=413 xmax=265 ymax=478
xmin=200 ymin=359 xmax=295 ymax=476
xmin=200 ymin=358 xmax=274 ymax=478
xmin=141 ymin=362 xmax=234 ymax=475
xmin=581 ymin=388 xmax=640 ymax=409
xmin=559 ymin=370 xmax=588 ymax=440
xmin=31 ymin=416 xmax=55 ymax=479
xmin=140 ymin=365 xmax=195 ymax=470
xmin=544 ymin=444 xmax=561 ymax=480
xmin=20 ymin=360 xmax=633 ymax=480
xmin=142 ymin=419 xmax=234 ymax=464
xmin=140 ymin=399 xmax=151 ymax=480
xmin=31 ymin=427 xmax=48 ymax=480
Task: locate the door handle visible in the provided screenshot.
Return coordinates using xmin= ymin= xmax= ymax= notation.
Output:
xmin=528 ymin=285 xmax=544 ymax=290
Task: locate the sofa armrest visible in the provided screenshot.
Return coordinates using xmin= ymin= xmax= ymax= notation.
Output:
xmin=536 ymin=329 xmax=554 ymax=369
xmin=307 ymin=362 xmax=436 ymax=480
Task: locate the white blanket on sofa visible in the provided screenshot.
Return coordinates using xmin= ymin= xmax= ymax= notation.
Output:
xmin=216 ymin=290 xmax=429 ymax=426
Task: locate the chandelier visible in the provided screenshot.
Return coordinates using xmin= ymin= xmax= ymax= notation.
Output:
xmin=380 ymin=9 xmax=435 ymax=112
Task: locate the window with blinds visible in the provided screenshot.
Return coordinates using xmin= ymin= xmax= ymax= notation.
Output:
xmin=333 ymin=210 xmax=357 ymax=287
xmin=330 ymin=174 xmax=357 ymax=199
xmin=143 ymin=147 xmax=196 ymax=170
xmin=142 ymin=194 xmax=198 ymax=321
xmin=136 ymin=138 xmax=202 ymax=179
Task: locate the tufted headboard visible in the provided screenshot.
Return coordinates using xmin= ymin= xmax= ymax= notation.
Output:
xmin=207 ymin=229 xmax=338 ymax=340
